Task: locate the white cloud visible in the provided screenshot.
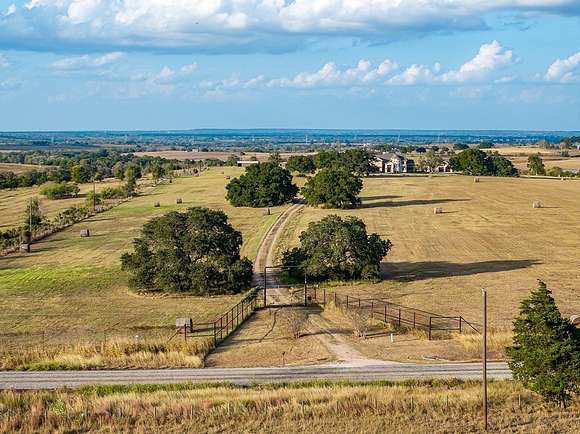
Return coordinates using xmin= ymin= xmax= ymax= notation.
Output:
xmin=0 ymin=54 xmax=9 ymax=69
xmin=51 ymin=52 xmax=125 ymax=70
xmin=545 ymin=52 xmax=580 ymax=83
xmin=439 ymin=41 xmax=514 ymax=83
xmin=387 ymin=41 xmax=515 ymax=85
xmin=267 ymin=59 xmax=397 ymax=88
xmin=4 ymin=1 xmax=579 ymax=53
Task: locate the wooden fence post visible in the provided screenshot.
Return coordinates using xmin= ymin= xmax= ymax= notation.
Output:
xmin=370 ymin=301 xmax=374 ymax=319
xmin=384 ymin=303 xmax=387 ymax=322
xmin=413 ymin=312 xmax=416 ymax=329
xmin=428 ymin=317 xmax=432 ymax=340
xmin=398 ymin=308 xmax=401 ymax=326
xmin=459 ymin=317 xmax=462 ymax=333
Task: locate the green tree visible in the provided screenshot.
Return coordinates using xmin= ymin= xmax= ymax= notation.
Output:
xmin=507 ymin=281 xmax=580 ymax=407
xmin=112 ymin=162 xmax=125 ymax=180
xmin=314 ymin=150 xmax=341 ymax=170
xmin=419 ymin=150 xmax=444 ymax=172
xmin=268 ymin=152 xmax=282 ymax=164
xmin=226 ymin=162 xmax=298 ymax=207
xmin=71 ymin=164 xmax=90 ymax=183
xmin=341 ymin=149 xmax=378 ymax=176
xmin=281 ymin=215 xmax=392 ymax=281
xmin=286 ymin=155 xmax=316 ymax=175
xmin=225 ymin=154 xmax=239 ymax=167
xmin=488 ymin=153 xmax=519 ymax=177
xmin=151 ymin=164 xmax=166 ymax=184
xmin=454 ymin=143 xmax=469 ymax=150
xmin=23 ymin=197 xmax=44 ymax=230
xmin=528 ymin=154 xmax=546 ymax=175
xmin=301 ymin=168 xmax=362 ymax=209
xmin=121 ymin=207 xmax=253 ymax=294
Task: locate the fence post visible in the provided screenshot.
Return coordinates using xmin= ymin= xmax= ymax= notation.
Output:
xmin=213 ymin=321 xmax=217 ymax=346
xmin=413 ymin=312 xmax=416 ymax=329
xmin=398 ymin=308 xmax=401 ymax=327
xmin=459 ymin=317 xmax=462 ymax=333
xmin=384 ymin=303 xmax=387 ymax=322
xmin=428 ymin=317 xmax=432 ymax=340
xmin=334 ymin=292 xmax=337 ymax=306
xmin=370 ymin=301 xmax=374 ymax=319
xmin=358 ymin=298 xmax=361 ymax=308
xmin=220 ymin=316 xmax=223 ymax=340
xmin=323 ymin=287 xmax=326 ymax=305
xmin=346 ymin=295 xmax=349 ymax=308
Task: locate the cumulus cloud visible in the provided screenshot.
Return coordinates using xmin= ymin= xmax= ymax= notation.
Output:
xmin=545 ymin=52 xmax=580 ymax=83
xmin=439 ymin=41 xmax=514 ymax=83
xmin=2 ymin=1 xmax=579 ymax=53
xmin=387 ymin=41 xmax=515 ymax=85
xmin=51 ymin=52 xmax=125 ymax=70
xmin=267 ymin=59 xmax=397 ymax=88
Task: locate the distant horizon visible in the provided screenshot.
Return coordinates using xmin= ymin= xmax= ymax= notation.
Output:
xmin=1 ymin=128 xmax=579 ymax=134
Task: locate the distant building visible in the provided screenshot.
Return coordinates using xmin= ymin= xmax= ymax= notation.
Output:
xmin=236 ymin=160 xmax=260 ymax=167
xmin=373 ymin=153 xmax=415 ymax=173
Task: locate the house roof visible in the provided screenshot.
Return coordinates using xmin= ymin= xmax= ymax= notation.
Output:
xmin=374 ymin=153 xmax=406 ymax=161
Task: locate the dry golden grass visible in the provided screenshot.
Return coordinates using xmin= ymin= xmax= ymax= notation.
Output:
xmin=0 ymin=177 xmax=125 ymax=230
xmin=510 ymin=156 xmax=580 ymax=172
xmin=0 ymin=163 xmax=50 ymax=174
xmin=134 ymin=150 xmax=316 ymax=162
xmin=0 ymin=380 xmax=577 ymax=433
xmin=205 ymin=308 xmax=333 ymax=368
xmin=0 ymin=168 xmax=289 ymax=363
xmin=278 ymin=175 xmax=580 ymax=327
xmin=487 ymin=146 xmax=580 ymax=157
xmin=0 ymin=337 xmax=212 ymax=370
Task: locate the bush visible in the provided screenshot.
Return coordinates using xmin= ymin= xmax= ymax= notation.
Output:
xmin=281 ymin=309 xmax=309 ymax=339
xmin=226 ymin=162 xmax=298 ymax=207
xmin=121 ymin=207 xmax=253 ymax=295
xmin=301 ymin=168 xmax=362 ymax=209
xmin=40 ymin=182 xmax=80 ymax=199
xmin=281 ymin=215 xmax=392 ymax=282
xmin=100 ymin=186 xmax=127 ymax=199
xmin=507 ymin=281 xmax=580 ymax=407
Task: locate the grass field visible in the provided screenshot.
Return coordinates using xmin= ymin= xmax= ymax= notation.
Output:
xmin=134 ymin=150 xmax=315 ymax=161
xmin=0 ymin=178 xmax=124 ymax=230
xmin=0 ymin=167 xmax=288 ymax=361
xmin=510 ymin=156 xmax=580 ymax=172
xmin=0 ymin=162 xmax=49 ymax=174
xmin=1 ymin=380 xmax=577 ymax=433
xmin=275 ymin=175 xmax=580 ymax=326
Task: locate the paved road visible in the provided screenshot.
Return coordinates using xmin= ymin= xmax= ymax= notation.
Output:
xmin=0 ymin=362 xmax=510 ymax=390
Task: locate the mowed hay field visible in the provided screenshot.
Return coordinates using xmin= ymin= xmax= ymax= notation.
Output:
xmin=0 ymin=178 xmax=124 ymax=230
xmin=0 ymin=162 xmax=49 ymax=174
xmin=0 ymin=167 xmax=288 ymax=349
xmin=277 ymin=175 xmax=580 ymax=325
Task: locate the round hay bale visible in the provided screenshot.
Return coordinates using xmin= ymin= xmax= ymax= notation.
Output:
xmin=570 ymin=315 xmax=580 ymax=327
xmin=19 ymin=244 xmax=30 ymax=253
xmin=154 ymin=201 xmax=160 ymax=208
xmin=176 ymin=198 xmax=183 ymax=204
xmin=433 ymin=207 xmax=443 ymax=215
xmin=532 ymin=200 xmax=542 ymax=209
xmin=80 ymin=229 xmax=90 ymax=237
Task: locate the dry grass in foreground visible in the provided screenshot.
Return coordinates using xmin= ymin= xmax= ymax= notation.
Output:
xmin=0 ymin=380 xmax=578 ymax=433
xmin=0 ymin=338 xmax=212 ymax=371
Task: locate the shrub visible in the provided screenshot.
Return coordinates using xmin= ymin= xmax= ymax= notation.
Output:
xmin=281 ymin=215 xmax=392 ymax=282
xmin=40 ymin=182 xmax=80 ymax=199
xmin=226 ymin=162 xmax=298 ymax=207
xmin=100 ymin=186 xmax=127 ymax=199
xmin=121 ymin=207 xmax=253 ymax=295
xmin=347 ymin=308 xmax=371 ymax=338
xmin=301 ymin=168 xmax=362 ymax=209
xmin=281 ymin=309 xmax=309 ymax=339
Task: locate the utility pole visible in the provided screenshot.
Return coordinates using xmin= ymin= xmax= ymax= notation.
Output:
xmin=92 ymin=178 xmax=96 ymax=213
xmin=303 ymin=271 xmax=307 ymax=306
xmin=482 ymin=288 xmax=488 ymax=431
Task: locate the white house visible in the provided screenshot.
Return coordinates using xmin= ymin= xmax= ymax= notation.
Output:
xmin=373 ymin=153 xmax=415 ymax=173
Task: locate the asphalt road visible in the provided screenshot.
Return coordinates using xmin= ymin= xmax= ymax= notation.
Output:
xmin=0 ymin=362 xmax=511 ymax=390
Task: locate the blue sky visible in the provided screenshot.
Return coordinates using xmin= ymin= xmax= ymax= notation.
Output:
xmin=0 ymin=1 xmax=579 ymax=131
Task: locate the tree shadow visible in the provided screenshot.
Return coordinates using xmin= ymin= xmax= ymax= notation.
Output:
xmin=359 ymin=198 xmax=471 ymax=209
xmin=381 ymin=259 xmax=541 ymax=282
xmin=360 ymin=195 xmax=402 ymax=201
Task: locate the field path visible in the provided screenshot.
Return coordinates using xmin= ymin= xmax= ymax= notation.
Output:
xmin=251 ymin=200 xmax=392 ymax=366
